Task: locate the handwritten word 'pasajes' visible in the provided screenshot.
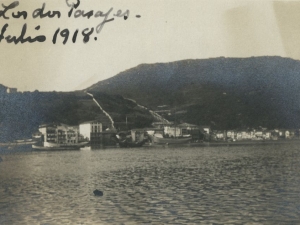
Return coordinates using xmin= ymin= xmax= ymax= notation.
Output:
xmin=0 ymin=0 xmax=141 ymax=44
xmin=66 ymin=0 xmax=130 ymax=34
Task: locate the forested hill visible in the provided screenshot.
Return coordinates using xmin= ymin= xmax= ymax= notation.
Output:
xmin=0 ymin=91 xmax=153 ymax=142
xmin=87 ymin=56 xmax=300 ymax=129
xmin=2 ymin=56 xmax=300 ymax=141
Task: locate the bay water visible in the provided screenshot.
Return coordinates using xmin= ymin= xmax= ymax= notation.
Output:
xmin=0 ymin=144 xmax=300 ymax=224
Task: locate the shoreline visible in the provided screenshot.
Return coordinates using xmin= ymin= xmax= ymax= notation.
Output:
xmin=146 ymin=139 xmax=300 ymax=148
xmin=1 ymin=139 xmax=299 ymax=152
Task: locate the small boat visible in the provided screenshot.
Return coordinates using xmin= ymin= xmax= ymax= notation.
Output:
xmin=115 ymin=130 xmax=148 ymax=148
xmin=0 ymin=140 xmax=37 ymax=147
xmin=118 ymin=139 xmax=147 ymax=148
xmin=150 ymin=133 xmax=192 ymax=145
xmin=32 ymin=141 xmax=89 ymax=150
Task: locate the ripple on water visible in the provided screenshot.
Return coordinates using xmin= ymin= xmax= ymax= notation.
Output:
xmin=1 ymin=146 xmax=300 ymax=224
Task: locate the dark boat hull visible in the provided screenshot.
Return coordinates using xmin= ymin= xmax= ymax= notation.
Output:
xmin=32 ymin=145 xmax=81 ymax=150
xmin=150 ymin=135 xmax=192 ymax=145
xmin=118 ymin=140 xmax=146 ymax=148
xmin=32 ymin=142 xmax=89 ymax=151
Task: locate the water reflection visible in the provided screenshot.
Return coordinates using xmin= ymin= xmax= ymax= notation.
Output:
xmin=0 ymin=145 xmax=300 ymax=224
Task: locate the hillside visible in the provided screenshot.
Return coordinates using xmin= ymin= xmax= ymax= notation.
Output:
xmin=0 ymin=91 xmax=153 ymax=142
xmin=0 ymin=84 xmax=7 ymax=94
xmin=87 ymin=56 xmax=300 ymax=129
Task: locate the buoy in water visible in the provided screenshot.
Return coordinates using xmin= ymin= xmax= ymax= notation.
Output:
xmin=93 ymin=189 xmax=103 ymax=196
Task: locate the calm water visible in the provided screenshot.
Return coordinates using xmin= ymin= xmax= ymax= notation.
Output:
xmin=1 ymin=144 xmax=300 ymax=224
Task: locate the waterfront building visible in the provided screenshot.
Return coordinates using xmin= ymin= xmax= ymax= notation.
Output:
xmin=130 ymin=129 xmax=146 ymax=142
xmin=162 ymin=123 xmax=203 ymax=141
xmin=6 ymin=88 xmax=17 ymax=93
xmin=79 ymin=121 xmax=102 ymax=141
xmin=163 ymin=123 xmax=200 ymax=138
xmin=164 ymin=126 xmax=181 ymax=137
xmin=90 ymin=129 xmax=117 ymax=148
xmin=39 ymin=123 xmax=79 ymax=144
xmin=277 ymin=129 xmax=285 ymax=138
xmin=254 ymin=131 xmax=263 ymax=138
xmin=79 ymin=121 xmax=119 ymax=147
xmin=285 ymin=130 xmax=290 ymax=139
xmin=215 ymin=131 xmax=225 ymax=139
xmin=227 ymin=130 xmax=236 ymax=139
xmin=263 ymin=131 xmax=272 ymax=139
xmin=152 ymin=122 xmax=174 ymax=129
xmin=200 ymin=125 xmax=211 ymax=134
xmin=236 ymin=130 xmax=253 ymax=140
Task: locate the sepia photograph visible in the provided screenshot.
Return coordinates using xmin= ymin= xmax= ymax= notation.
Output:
xmin=1 ymin=0 xmax=300 ymax=224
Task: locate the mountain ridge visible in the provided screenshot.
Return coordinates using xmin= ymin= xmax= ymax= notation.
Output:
xmin=87 ymin=56 xmax=300 ymax=129
xmin=1 ymin=56 xmax=300 ymax=141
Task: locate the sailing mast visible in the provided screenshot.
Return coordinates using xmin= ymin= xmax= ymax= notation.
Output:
xmin=174 ymin=105 xmax=177 ymax=137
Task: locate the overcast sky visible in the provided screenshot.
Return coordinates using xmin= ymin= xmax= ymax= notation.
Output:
xmin=1 ymin=0 xmax=300 ymax=91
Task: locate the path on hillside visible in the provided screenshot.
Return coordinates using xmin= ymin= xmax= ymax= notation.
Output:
xmin=86 ymin=92 xmax=115 ymax=129
xmin=124 ymin=98 xmax=170 ymax=124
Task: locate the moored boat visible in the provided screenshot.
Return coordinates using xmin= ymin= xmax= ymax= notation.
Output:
xmin=0 ymin=140 xmax=37 ymax=147
xmin=32 ymin=141 xmax=89 ymax=150
xmin=116 ymin=130 xmax=148 ymax=148
xmin=118 ymin=139 xmax=147 ymax=148
xmin=150 ymin=133 xmax=192 ymax=145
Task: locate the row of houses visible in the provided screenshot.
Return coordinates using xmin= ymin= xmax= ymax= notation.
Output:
xmin=152 ymin=122 xmax=210 ymax=135
xmin=152 ymin=122 xmax=299 ymax=141
xmin=212 ymin=129 xmax=297 ymax=141
xmin=151 ymin=122 xmax=210 ymax=142
xmin=36 ymin=121 xmax=208 ymax=146
xmin=35 ymin=120 xmax=299 ymax=147
xmin=0 ymin=86 xmax=18 ymax=94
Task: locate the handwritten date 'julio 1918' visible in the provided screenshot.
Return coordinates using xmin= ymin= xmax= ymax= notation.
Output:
xmin=0 ymin=0 xmax=139 ymax=44
xmin=52 ymin=27 xmax=94 ymax=44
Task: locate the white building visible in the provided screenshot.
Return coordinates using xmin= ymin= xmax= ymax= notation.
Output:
xmin=6 ymin=88 xmax=17 ymax=93
xmin=285 ymin=130 xmax=290 ymax=138
xmin=164 ymin=126 xmax=181 ymax=137
xmin=216 ymin=132 xmax=224 ymax=139
xmin=227 ymin=131 xmax=235 ymax=139
xmin=39 ymin=123 xmax=79 ymax=144
xmin=79 ymin=121 xmax=102 ymax=141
